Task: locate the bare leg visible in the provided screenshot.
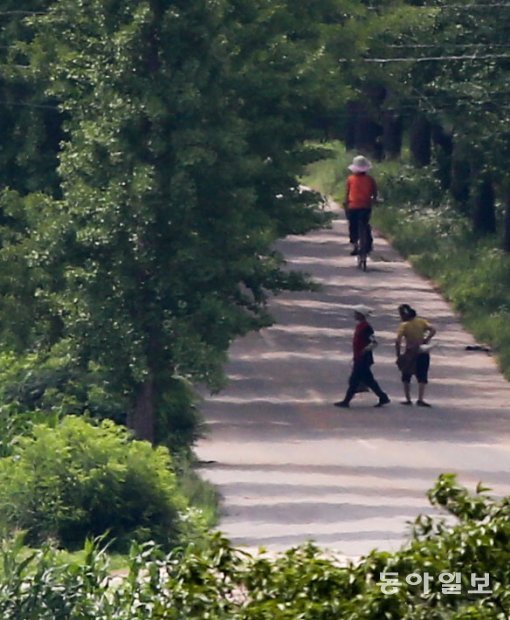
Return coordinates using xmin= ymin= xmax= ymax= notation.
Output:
xmin=403 ymin=382 xmax=411 ymax=403
xmin=418 ymin=383 xmax=426 ymax=401
xmin=416 ymin=383 xmax=432 ymax=406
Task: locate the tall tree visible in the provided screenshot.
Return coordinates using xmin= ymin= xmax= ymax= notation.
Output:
xmin=22 ymin=0 xmax=341 ymax=442
xmin=333 ymin=1 xmax=437 ymax=160
xmin=394 ymin=0 xmax=510 ymax=239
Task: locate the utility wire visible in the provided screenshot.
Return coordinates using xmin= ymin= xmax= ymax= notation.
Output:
xmin=387 ymin=43 xmax=510 ymax=48
xmin=0 ymin=11 xmax=45 ymax=16
xmin=0 ymin=99 xmax=58 ymax=110
xmin=367 ymin=3 xmax=510 ymax=8
xmin=339 ymin=53 xmax=510 ymax=63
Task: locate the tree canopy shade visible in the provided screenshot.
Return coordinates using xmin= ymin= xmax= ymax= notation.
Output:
xmin=3 ymin=0 xmax=355 ymax=442
xmin=0 ymin=0 xmax=62 ymax=196
xmin=4 ymin=0 xmax=509 ymax=444
xmin=339 ymin=0 xmax=510 ymax=240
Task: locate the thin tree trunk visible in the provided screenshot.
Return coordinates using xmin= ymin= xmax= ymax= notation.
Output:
xmin=431 ymin=124 xmax=453 ymax=190
xmin=382 ymin=110 xmax=402 ymax=159
xmin=502 ymin=193 xmax=510 ymax=252
xmin=125 ymin=1 xmax=164 ymax=445
xmin=450 ymin=155 xmax=471 ymax=211
xmin=128 ymin=375 xmax=155 ymax=443
xmin=344 ymin=100 xmax=383 ymax=159
xmin=409 ymin=115 xmax=431 ymax=167
xmin=473 ymin=173 xmax=496 ymax=235
xmin=344 ymin=101 xmax=358 ymax=151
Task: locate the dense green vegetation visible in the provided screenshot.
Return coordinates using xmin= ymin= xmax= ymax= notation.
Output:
xmin=1 ymin=0 xmax=355 ymax=447
xmin=0 ymin=0 xmax=509 ymax=614
xmin=0 ymin=0 xmax=354 ymax=561
xmin=0 ymin=476 xmax=507 ymax=619
xmin=0 ymin=416 xmax=200 ymax=551
xmin=0 ymin=0 xmax=507 ymax=448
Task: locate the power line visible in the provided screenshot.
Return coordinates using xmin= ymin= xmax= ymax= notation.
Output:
xmin=339 ymin=53 xmax=510 ymax=63
xmin=367 ymin=3 xmax=510 ymax=8
xmin=0 ymin=99 xmax=58 ymax=110
xmin=388 ymin=43 xmax=510 ymax=48
xmin=0 ymin=11 xmax=45 ymax=16
xmin=435 ymin=3 xmax=510 ymax=6
xmin=368 ymin=53 xmax=510 ymax=63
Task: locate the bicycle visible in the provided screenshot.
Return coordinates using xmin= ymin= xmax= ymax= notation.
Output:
xmin=357 ymin=215 xmax=371 ymax=271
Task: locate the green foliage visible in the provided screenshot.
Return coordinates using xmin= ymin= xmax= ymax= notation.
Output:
xmin=0 ymin=1 xmax=62 ymax=196
xmin=0 ymin=416 xmax=193 ymax=551
xmin=0 ymin=343 xmax=127 ymax=422
xmin=0 ymin=0 xmax=350 ymax=449
xmin=303 ymin=143 xmax=444 ymax=208
xmin=376 ymin=161 xmax=445 ymax=209
xmin=0 ymin=477 xmax=507 ymax=618
xmin=301 ymin=142 xmax=352 ymax=199
xmin=172 ymin=449 xmax=219 ymax=530
xmin=0 ymin=0 xmax=336 ymax=443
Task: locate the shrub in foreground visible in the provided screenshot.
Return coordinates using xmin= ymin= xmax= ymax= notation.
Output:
xmin=0 ymin=476 xmax=508 ymax=618
xmin=0 ymin=416 xmax=189 ymax=550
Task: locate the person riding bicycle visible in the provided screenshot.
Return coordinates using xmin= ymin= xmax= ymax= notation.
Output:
xmin=343 ymin=155 xmax=377 ymax=256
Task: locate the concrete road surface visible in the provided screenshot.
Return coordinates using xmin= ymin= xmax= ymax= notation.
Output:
xmin=196 ymin=203 xmax=510 ymax=559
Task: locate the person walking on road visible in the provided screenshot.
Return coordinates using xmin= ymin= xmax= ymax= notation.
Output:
xmin=343 ymin=155 xmax=377 ymax=256
xmin=395 ymin=303 xmax=437 ymax=407
xmin=335 ymin=305 xmax=390 ymax=408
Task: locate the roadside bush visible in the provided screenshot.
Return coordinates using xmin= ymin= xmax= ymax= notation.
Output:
xmin=0 ymin=477 xmax=507 ymax=619
xmin=0 ymin=344 xmax=207 ymax=452
xmin=301 ymin=141 xmax=350 ymax=198
xmin=376 ymin=162 xmax=444 ymax=209
xmin=302 ymin=143 xmax=444 ymax=209
xmin=0 ymin=416 xmax=190 ymax=551
xmin=156 ymin=376 xmax=204 ymax=453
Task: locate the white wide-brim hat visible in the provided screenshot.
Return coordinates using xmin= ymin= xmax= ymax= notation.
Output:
xmin=348 ymin=155 xmax=372 ymax=172
xmin=351 ymin=304 xmax=373 ymax=317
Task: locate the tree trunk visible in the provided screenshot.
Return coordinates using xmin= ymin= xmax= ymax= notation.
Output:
xmin=128 ymin=375 xmax=155 ymax=443
xmin=503 ymin=192 xmax=510 ymax=252
xmin=473 ymin=173 xmax=496 ymax=235
xmin=381 ymin=110 xmax=403 ymax=159
xmin=431 ymin=124 xmax=453 ymax=190
xmin=344 ymin=100 xmax=383 ymax=159
xmin=344 ymin=101 xmax=358 ymax=151
xmin=409 ymin=115 xmax=431 ymax=167
xmin=450 ymin=155 xmax=471 ymax=211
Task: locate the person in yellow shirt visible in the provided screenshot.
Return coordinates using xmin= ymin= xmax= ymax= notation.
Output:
xmin=395 ymin=304 xmax=436 ymax=407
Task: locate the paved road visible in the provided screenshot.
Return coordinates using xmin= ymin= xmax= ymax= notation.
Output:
xmin=196 ymin=203 xmax=510 ymax=558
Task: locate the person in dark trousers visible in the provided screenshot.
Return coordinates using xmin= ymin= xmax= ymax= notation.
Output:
xmin=335 ymin=305 xmax=390 ymax=408
xmin=343 ymin=155 xmax=377 ymax=256
xmin=395 ymin=303 xmax=437 ymax=407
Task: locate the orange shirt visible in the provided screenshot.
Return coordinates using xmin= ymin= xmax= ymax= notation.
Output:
xmin=346 ymin=173 xmax=377 ymax=209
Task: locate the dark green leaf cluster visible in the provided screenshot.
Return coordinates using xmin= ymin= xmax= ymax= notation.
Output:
xmin=0 ymin=0 xmax=348 ymax=443
xmin=0 ymin=475 xmax=507 ymax=618
xmin=0 ymin=416 xmax=193 ymax=551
